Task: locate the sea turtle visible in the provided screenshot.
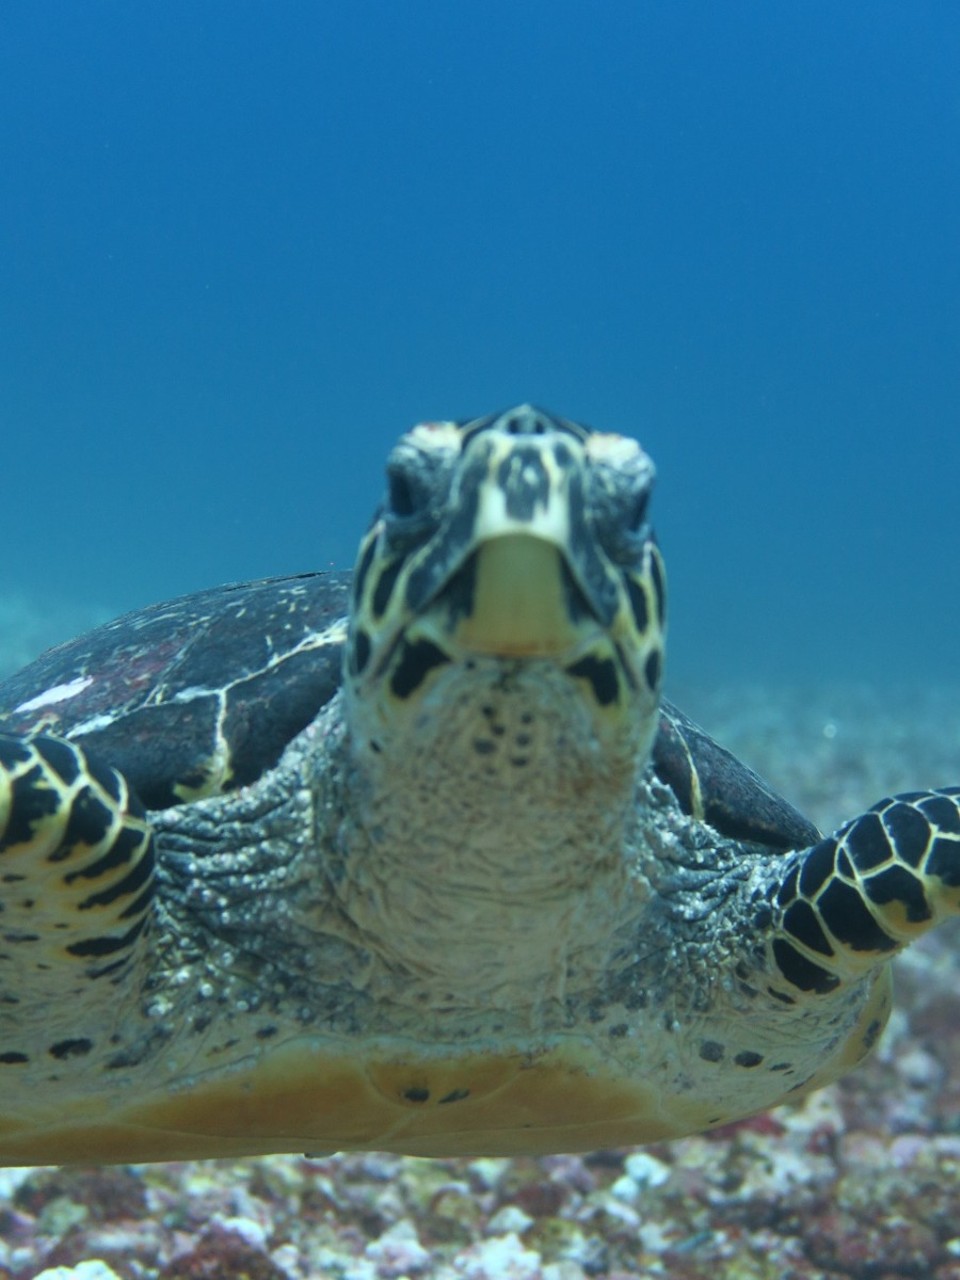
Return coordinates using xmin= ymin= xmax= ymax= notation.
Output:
xmin=0 ymin=404 xmax=957 ymax=1165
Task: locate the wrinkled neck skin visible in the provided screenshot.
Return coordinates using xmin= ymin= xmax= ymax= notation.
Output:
xmin=334 ymin=659 xmax=652 ymax=1020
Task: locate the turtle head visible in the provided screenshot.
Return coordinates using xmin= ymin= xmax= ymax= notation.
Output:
xmin=345 ymin=405 xmax=666 ymax=780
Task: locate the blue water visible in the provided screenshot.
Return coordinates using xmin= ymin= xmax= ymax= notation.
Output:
xmin=1 ymin=2 xmax=957 ymax=687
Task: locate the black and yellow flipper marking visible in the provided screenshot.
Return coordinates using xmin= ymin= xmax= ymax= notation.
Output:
xmin=0 ymin=732 xmax=155 ymax=986
xmin=772 ymin=787 xmax=960 ymax=996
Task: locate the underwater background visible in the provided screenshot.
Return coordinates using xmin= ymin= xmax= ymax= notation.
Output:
xmin=2 ymin=5 xmax=960 ymax=1279
xmin=2 ymin=1 xmax=958 ymax=690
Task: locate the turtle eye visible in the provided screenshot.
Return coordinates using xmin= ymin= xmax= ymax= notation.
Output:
xmin=387 ymin=469 xmax=418 ymax=518
xmin=382 ymin=435 xmax=457 ymax=547
xmin=590 ymin=468 xmax=655 ymax=566
xmin=382 ymin=451 xmax=442 ymax=552
xmin=623 ymin=487 xmax=650 ymax=535
xmin=385 ymin=459 xmax=433 ymax=521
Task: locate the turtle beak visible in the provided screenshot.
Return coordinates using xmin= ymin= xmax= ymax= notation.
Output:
xmin=444 ymin=534 xmax=597 ymax=659
xmin=413 ymin=429 xmax=616 ymax=661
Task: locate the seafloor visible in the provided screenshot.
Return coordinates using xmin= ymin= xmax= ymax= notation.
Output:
xmin=1 ymin=600 xmax=958 ymax=1279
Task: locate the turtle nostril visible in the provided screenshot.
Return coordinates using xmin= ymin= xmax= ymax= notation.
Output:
xmin=503 ymin=407 xmax=555 ymax=436
xmin=506 ymin=416 xmax=546 ymax=435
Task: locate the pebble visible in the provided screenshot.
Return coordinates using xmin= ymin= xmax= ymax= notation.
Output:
xmin=33 ymin=1264 xmax=124 ymax=1280
xmin=456 ymin=1233 xmax=543 ymax=1279
xmin=365 ymin=1220 xmax=432 ymax=1276
xmin=623 ymin=1151 xmax=671 ymax=1188
xmin=485 ymin=1205 xmax=534 ymax=1235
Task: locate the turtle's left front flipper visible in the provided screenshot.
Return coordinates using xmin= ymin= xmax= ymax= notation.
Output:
xmin=771 ymin=788 xmax=960 ymax=996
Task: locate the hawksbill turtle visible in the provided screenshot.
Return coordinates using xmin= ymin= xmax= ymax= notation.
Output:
xmin=0 ymin=404 xmax=956 ymax=1164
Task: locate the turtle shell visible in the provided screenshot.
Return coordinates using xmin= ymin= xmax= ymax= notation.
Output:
xmin=653 ymin=700 xmax=820 ymax=851
xmin=0 ymin=572 xmax=350 ymax=810
xmin=0 ymin=569 xmax=814 ymax=851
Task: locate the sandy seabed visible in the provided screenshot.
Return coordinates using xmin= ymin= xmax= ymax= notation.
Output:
xmin=1 ymin=599 xmax=959 ymax=1279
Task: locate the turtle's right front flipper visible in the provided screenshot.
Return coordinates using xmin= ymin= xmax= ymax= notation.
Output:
xmin=770 ymin=788 xmax=960 ymax=997
xmin=0 ymin=732 xmax=156 ymax=1002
